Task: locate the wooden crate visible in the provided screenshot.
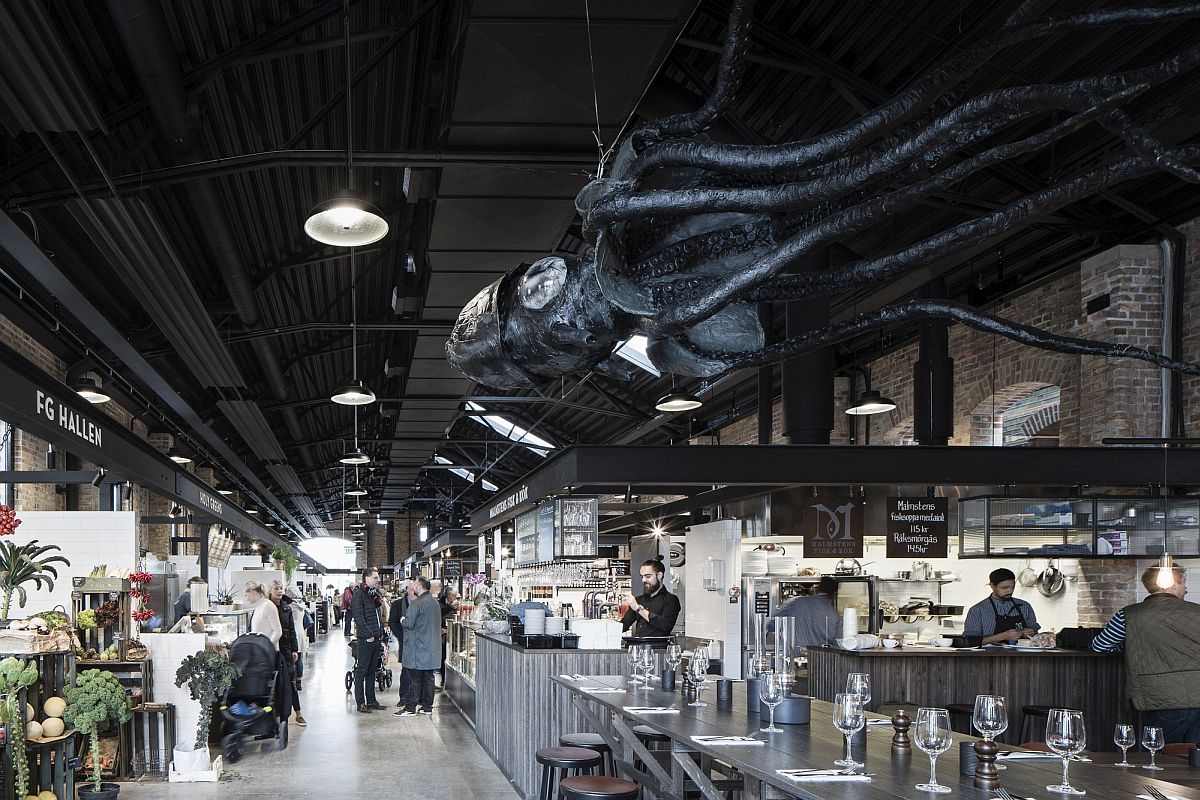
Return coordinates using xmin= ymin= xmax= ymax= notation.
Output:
xmin=72 ymin=581 xmax=132 ymax=661
xmin=130 ymin=703 xmax=175 ymax=781
xmin=0 ymin=734 xmax=74 ymax=800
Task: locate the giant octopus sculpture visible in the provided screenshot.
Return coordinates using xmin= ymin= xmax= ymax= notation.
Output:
xmin=448 ymin=0 xmax=1200 ymax=389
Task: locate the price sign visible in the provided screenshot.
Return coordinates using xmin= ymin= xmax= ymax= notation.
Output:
xmin=885 ymin=497 xmax=949 ymax=557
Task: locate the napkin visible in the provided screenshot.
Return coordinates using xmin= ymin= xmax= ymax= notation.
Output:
xmin=584 ymin=688 xmax=625 ymax=694
xmin=866 ymin=719 xmax=893 ymax=727
xmin=559 ymin=674 xmax=588 ymax=681
xmin=997 ymin=752 xmax=1091 ymax=762
xmin=691 ymin=735 xmax=765 ymax=746
xmin=778 ymin=771 xmax=871 ymax=783
xmin=623 ymin=706 xmax=679 ymax=714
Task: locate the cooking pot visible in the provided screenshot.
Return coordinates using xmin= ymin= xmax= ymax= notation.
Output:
xmin=835 ymin=558 xmax=862 ymax=576
xmin=1036 ymin=560 xmax=1065 ymax=597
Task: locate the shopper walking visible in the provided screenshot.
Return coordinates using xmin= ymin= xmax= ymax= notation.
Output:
xmin=342 ymin=584 xmax=354 ymax=637
xmin=270 ymin=580 xmax=302 ymax=726
xmin=395 ymin=576 xmax=441 ymax=717
xmin=351 ymin=567 xmax=387 ymax=713
xmin=389 ymin=579 xmax=410 ymax=706
xmin=246 ymin=581 xmax=282 ymax=649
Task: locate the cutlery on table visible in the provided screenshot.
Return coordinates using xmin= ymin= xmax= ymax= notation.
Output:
xmin=1145 ymin=784 xmax=1176 ymax=800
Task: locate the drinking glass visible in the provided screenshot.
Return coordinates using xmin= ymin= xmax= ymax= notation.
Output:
xmin=833 ymin=692 xmax=866 ymax=767
xmin=638 ymin=646 xmax=656 ymax=691
xmin=665 ymin=643 xmax=683 ymax=672
xmin=759 ymin=672 xmax=785 ymax=733
xmin=1045 ymin=709 xmax=1087 ymax=794
xmin=972 ymin=695 xmax=1008 ymax=741
xmin=627 ymin=646 xmax=641 ymax=684
xmin=1141 ymin=726 xmax=1164 ymax=771
xmin=1113 ymin=723 xmax=1135 ymax=767
xmin=845 ymin=673 xmax=872 ymax=708
xmin=687 ymin=655 xmax=708 ymax=707
xmin=913 ymin=707 xmax=953 ymax=794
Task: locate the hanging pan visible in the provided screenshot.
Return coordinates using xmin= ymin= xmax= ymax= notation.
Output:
xmin=1036 ymin=560 xmax=1065 ymax=597
xmin=1017 ymin=559 xmax=1038 ymax=588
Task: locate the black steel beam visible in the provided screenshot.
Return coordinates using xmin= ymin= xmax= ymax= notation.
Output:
xmin=0 ymin=471 xmax=119 ymax=484
xmin=227 ymin=321 xmax=455 ymax=343
xmin=598 ymin=485 xmax=780 ymax=533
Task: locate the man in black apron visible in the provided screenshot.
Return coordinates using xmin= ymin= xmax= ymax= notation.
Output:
xmin=963 ymin=568 xmax=1041 ymax=645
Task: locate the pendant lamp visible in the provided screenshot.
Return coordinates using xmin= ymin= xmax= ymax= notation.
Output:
xmin=845 ymin=389 xmax=897 ymax=416
xmin=655 ymin=391 xmax=702 ymax=412
xmin=74 ymin=377 xmax=111 ymax=404
xmin=304 ymin=1 xmax=388 ymax=247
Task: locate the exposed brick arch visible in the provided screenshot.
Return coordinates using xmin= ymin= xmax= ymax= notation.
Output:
xmin=969 ymin=382 xmax=1059 ymax=446
xmin=879 ymin=417 xmax=915 ymax=446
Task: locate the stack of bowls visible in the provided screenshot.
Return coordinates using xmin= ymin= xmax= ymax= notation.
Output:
xmin=545 ymin=617 xmax=565 ymax=635
xmin=525 ymin=609 xmax=546 ymax=634
xmin=767 ymin=556 xmax=798 ymax=576
xmin=742 ymin=551 xmax=768 ymax=576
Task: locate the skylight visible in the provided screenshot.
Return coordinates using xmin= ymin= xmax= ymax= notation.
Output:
xmin=464 ymin=401 xmax=555 ymax=457
xmin=613 ymin=334 xmax=660 ymax=376
xmin=433 ymin=455 xmax=499 ymax=492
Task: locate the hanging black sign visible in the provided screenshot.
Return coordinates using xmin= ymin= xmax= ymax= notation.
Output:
xmin=442 ymin=559 xmax=462 ymax=578
xmin=802 ymin=493 xmax=864 ymax=558
xmin=885 ymin=497 xmax=949 ymax=558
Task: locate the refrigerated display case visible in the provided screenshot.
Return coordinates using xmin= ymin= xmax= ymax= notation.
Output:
xmin=445 ymin=619 xmax=477 ymax=725
xmin=199 ymin=610 xmax=253 ymax=644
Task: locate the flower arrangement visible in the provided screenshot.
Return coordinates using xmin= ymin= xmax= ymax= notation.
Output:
xmin=465 ymin=572 xmax=486 ymax=589
xmin=0 ymin=504 xmax=21 ymax=536
xmin=129 ymin=571 xmax=155 ymax=624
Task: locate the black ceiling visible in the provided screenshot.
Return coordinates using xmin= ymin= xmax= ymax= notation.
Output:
xmin=1 ymin=0 xmax=1199 ymax=541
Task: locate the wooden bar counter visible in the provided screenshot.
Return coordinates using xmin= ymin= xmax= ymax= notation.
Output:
xmin=474 ymin=631 xmax=629 ymax=800
xmin=807 ymin=645 xmax=1126 ymax=751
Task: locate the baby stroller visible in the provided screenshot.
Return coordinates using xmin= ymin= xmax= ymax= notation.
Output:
xmin=219 ymin=633 xmax=287 ymax=762
xmin=345 ymin=638 xmax=394 ymax=694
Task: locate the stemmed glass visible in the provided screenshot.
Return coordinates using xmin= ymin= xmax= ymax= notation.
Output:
xmin=973 ymin=695 xmax=1008 ymax=741
xmin=1113 ymin=723 xmax=1135 ymax=767
xmin=638 ymin=646 xmax=656 ymax=692
xmin=913 ymin=707 xmax=953 ymax=794
xmin=1142 ymin=725 xmax=1164 ymax=771
xmin=846 ymin=673 xmax=872 ymax=710
xmin=1045 ymin=709 xmax=1087 ymax=794
xmin=759 ymin=672 xmax=785 ymax=733
xmin=665 ymin=642 xmax=683 ymax=675
xmin=687 ymin=655 xmax=709 ymax=707
xmin=627 ymin=645 xmax=641 ymax=684
xmin=833 ymin=692 xmax=865 ymax=767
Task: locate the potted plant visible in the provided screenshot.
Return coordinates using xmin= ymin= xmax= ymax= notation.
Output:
xmin=173 ymin=650 xmax=240 ymax=772
xmin=214 ymin=577 xmax=235 ymax=612
xmin=0 ymin=657 xmax=38 ymax=799
xmin=270 ymin=543 xmax=299 ymax=583
xmin=0 ymin=540 xmax=69 ymax=619
xmin=64 ymin=668 xmax=132 ymax=799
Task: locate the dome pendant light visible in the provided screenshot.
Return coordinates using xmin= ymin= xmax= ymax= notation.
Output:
xmin=74 ymin=376 xmax=111 ymax=404
xmin=655 ymin=391 xmax=702 ymax=413
xmin=304 ymin=1 xmax=387 ymax=247
xmin=331 ymin=380 xmax=375 ymax=406
xmin=330 ymin=250 xmax=376 ymax=406
xmin=845 ymin=389 xmax=897 ymax=416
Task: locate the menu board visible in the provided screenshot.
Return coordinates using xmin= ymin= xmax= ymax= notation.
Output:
xmin=885 ymin=496 xmax=949 ymax=557
xmin=514 ymin=509 xmax=539 ymax=566
xmin=441 ymin=559 xmax=462 ymax=578
xmin=556 ymin=497 xmax=598 ymax=558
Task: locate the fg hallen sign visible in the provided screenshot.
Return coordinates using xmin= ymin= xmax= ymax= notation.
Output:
xmin=803 ymin=493 xmax=864 ymax=558
xmin=886 ymin=496 xmax=949 ymax=558
xmin=35 ymin=389 xmax=103 ymax=448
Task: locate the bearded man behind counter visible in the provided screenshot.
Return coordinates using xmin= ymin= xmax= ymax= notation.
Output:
xmin=621 ymin=556 xmax=681 ymax=637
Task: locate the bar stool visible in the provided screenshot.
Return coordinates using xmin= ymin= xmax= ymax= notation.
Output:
xmin=1020 ymin=705 xmax=1078 ymax=744
xmin=560 ymin=776 xmax=640 ymax=800
xmin=536 ymin=746 xmax=603 ymax=800
xmin=632 ymin=724 xmax=671 ymax=772
xmin=560 ymin=732 xmax=615 ymax=776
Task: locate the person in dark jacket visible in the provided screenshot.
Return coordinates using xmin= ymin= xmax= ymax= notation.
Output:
xmin=270 ymin=580 xmax=302 ymax=725
xmin=395 ymin=577 xmax=441 ymax=716
xmin=342 ymin=584 xmax=354 ymax=637
xmin=350 ymin=567 xmax=386 ymax=713
xmin=389 ymin=579 xmax=411 ymax=707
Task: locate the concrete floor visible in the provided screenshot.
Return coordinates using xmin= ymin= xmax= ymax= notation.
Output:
xmin=120 ymin=631 xmax=519 ymax=800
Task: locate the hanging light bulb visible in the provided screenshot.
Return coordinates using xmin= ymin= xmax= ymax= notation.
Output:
xmin=1155 ymin=552 xmax=1177 ymax=589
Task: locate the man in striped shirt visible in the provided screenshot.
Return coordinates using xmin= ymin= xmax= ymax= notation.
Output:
xmin=1091 ymin=565 xmax=1200 ymax=742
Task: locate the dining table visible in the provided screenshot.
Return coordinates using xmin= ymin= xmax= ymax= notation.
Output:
xmin=551 ymin=673 xmax=1200 ymax=800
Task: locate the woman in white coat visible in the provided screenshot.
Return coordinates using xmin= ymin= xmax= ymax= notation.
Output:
xmin=245 ymin=581 xmax=282 ymax=650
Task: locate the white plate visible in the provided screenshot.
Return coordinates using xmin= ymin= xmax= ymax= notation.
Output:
xmin=1009 ymin=646 xmax=1056 ymax=653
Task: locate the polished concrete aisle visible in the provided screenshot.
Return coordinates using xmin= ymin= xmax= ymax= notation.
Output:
xmin=121 ymin=631 xmax=518 ymax=800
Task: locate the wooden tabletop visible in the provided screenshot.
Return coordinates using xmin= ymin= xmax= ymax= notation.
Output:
xmin=552 ymin=674 xmax=1200 ymax=800
xmin=810 ymin=645 xmax=1120 ymax=658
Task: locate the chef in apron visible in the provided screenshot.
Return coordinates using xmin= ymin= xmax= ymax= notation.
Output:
xmin=963 ymin=568 xmax=1041 ymax=645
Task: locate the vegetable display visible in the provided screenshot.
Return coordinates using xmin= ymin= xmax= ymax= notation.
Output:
xmin=0 ymin=541 xmax=69 ymax=620
xmin=63 ymin=669 xmax=132 ymax=793
xmin=76 ymin=609 xmax=97 ymax=629
xmin=174 ymin=650 xmax=241 ymax=753
xmin=0 ymin=657 xmax=39 ymax=798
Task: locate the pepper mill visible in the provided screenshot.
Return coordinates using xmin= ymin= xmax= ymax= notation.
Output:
xmin=891 ymin=708 xmax=911 ymax=751
xmin=973 ymin=739 xmax=1000 ymax=789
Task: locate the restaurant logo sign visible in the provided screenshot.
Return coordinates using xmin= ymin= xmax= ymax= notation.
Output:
xmin=803 ymin=494 xmax=863 ymax=558
xmin=489 ymin=485 xmax=528 ymax=519
xmin=35 ymin=389 xmax=103 ymax=448
xmin=885 ymin=496 xmax=948 ymax=558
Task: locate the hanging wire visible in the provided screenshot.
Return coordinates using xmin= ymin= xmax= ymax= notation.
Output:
xmin=583 ymin=0 xmax=613 ymax=177
xmin=344 ymin=0 xmax=354 ymax=186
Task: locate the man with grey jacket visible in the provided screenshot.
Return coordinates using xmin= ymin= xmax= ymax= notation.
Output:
xmin=394 ymin=576 xmax=441 ymax=717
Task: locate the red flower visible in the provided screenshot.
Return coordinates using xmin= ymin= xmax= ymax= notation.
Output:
xmin=128 ymin=571 xmax=153 ymax=585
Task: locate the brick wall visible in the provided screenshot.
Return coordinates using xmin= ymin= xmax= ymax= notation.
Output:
xmin=1076 ymin=559 xmax=1139 ymax=627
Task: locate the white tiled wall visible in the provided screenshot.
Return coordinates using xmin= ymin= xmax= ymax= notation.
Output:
xmin=140 ymin=633 xmax=208 ymax=753
xmin=681 ymin=520 xmax=743 ymax=677
xmin=3 ymin=511 xmax=137 ymax=617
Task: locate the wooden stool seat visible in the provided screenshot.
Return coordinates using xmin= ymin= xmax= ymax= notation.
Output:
xmin=632 ymin=724 xmax=671 ymax=744
xmin=1020 ymin=704 xmax=1079 ymax=743
xmin=560 ymin=775 xmax=641 ymax=800
xmin=536 ymin=747 xmax=603 ymax=799
xmin=560 ymin=733 xmax=615 ymax=776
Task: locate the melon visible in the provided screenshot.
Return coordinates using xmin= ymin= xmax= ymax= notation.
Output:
xmin=38 ymin=792 xmax=57 ymax=800
xmin=41 ymin=717 xmax=64 ymax=738
xmin=25 ymin=720 xmax=41 ymax=740
xmin=24 ymin=703 xmax=34 ymax=721
xmin=42 ymin=697 xmax=65 ymax=718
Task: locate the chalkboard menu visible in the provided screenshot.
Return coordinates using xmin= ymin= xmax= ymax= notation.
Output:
xmin=442 ymin=559 xmax=462 ymax=578
xmin=885 ymin=496 xmax=949 ymax=558
xmin=556 ymin=497 xmax=598 ymax=558
xmin=514 ymin=509 xmax=539 ymax=566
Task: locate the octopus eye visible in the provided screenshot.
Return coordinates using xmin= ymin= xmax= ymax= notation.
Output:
xmin=519 ymin=257 xmax=567 ymax=310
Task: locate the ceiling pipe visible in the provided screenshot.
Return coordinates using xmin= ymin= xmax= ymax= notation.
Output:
xmin=103 ymin=0 xmax=315 ymax=473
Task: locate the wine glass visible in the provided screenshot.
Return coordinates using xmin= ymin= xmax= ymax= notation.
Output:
xmin=1045 ymin=709 xmax=1087 ymax=794
xmin=845 ymin=673 xmax=871 ymax=709
xmin=638 ymin=646 xmax=656 ymax=692
xmin=627 ymin=645 xmax=641 ymax=684
xmin=833 ymin=692 xmax=866 ymax=767
xmin=973 ymin=695 xmax=1008 ymax=741
xmin=665 ymin=642 xmax=683 ymax=673
xmin=913 ymin=707 xmax=953 ymax=794
xmin=760 ymin=672 xmax=785 ymax=733
xmin=1142 ymin=725 xmax=1164 ymax=771
xmin=1113 ymin=723 xmax=1135 ymax=767
xmin=687 ymin=655 xmax=708 ymax=707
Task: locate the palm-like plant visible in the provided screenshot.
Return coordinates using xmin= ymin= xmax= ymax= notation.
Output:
xmin=0 ymin=540 xmax=69 ymax=619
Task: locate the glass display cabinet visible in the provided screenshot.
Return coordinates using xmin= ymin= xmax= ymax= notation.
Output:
xmin=447 ymin=619 xmax=477 ymax=685
xmin=199 ymin=610 xmax=253 ymax=644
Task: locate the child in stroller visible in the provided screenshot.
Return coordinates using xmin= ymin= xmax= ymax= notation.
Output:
xmin=345 ymin=636 xmax=394 ymax=694
xmin=219 ymin=633 xmax=288 ymax=762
